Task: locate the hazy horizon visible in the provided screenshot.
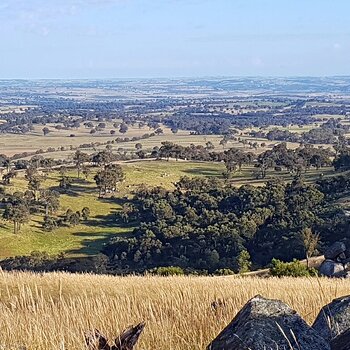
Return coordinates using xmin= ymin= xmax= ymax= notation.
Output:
xmin=2 ymin=75 xmax=350 ymax=81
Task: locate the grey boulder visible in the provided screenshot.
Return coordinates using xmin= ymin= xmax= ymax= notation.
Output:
xmin=319 ymin=260 xmax=345 ymax=277
xmin=324 ymin=241 xmax=346 ymax=260
xmin=330 ymin=328 xmax=350 ymax=350
xmin=207 ymin=295 xmax=330 ymax=350
xmin=313 ymin=295 xmax=350 ymax=342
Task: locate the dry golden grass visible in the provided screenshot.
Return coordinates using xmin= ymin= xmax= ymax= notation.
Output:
xmin=1 ymin=271 xmax=350 ymax=349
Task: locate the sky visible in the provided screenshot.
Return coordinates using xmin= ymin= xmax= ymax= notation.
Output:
xmin=0 ymin=0 xmax=349 ymax=79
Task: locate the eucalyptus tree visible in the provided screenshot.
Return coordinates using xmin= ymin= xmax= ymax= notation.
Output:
xmin=94 ymin=164 xmax=125 ymax=197
xmin=73 ymin=150 xmax=90 ymax=178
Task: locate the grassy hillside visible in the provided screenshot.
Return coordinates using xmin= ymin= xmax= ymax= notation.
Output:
xmin=1 ymin=271 xmax=350 ymax=349
xmin=0 ymin=157 xmax=338 ymax=259
xmin=0 ymin=160 xmax=224 ymax=258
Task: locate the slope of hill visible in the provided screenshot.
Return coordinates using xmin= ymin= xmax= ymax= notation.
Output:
xmin=1 ymin=270 xmax=350 ymax=349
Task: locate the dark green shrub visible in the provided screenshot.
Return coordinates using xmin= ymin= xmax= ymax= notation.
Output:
xmin=270 ymin=258 xmax=318 ymax=277
xmin=42 ymin=215 xmax=58 ymax=232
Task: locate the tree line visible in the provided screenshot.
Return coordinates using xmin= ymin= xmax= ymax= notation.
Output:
xmin=103 ymin=173 xmax=350 ymax=274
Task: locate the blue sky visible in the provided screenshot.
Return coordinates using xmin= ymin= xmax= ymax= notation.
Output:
xmin=0 ymin=0 xmax=349 ymax=78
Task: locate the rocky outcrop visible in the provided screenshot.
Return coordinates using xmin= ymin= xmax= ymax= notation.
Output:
xmin=207 ymin=295 xmax=330 ymax=350
xmin=319 ymin=241 xmax=350 ymax=278
xmin=313 ymin=295 xmax=350 ymax=342
xmin=330 ymin=329 xmax=350 ymax=350
xmin=80 ymin=294 xmax=350 ymax=350
xmin=324 ymin=242 xmax=346 ymax=260
xmin=319 ymin=260 xmax=345 ymax=277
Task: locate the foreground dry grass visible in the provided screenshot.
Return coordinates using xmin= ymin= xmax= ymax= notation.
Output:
xmin=1 ymin=271 xmax=350 ymax=349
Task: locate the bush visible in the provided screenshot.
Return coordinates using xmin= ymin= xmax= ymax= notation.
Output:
xmin=82 ymin=207 xmax=91 ymax=220
xmin=42 ymin=215 xmax=58 ymax=232
xmin=237 ymin=250 xmax=252 ymax=274
xmin=270 ymin=258 xmax=318 ymax=277
xmin=150 ymin=266 xmax=185 ymax=276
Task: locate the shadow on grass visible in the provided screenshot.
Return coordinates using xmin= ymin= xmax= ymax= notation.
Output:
xmin=85 ymin=211 xmax=138 ymax=229
xmin=70 ymin=196 xmax=137 ymax=255
xmin=49 ymin=184 xmax=97 ymax=197
xmin=183 ymin=167 xmax=223 ymax=177
xmin=66 ymin=228 xmax=134 ymax=256
xmin=97 ymin=196 xmax=129 ymax=206
xmin=85 ymin=212 xmax=119 ymax=228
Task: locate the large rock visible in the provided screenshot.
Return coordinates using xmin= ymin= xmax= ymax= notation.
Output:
xmin=330 ymin=329 xmax=350 ymax=350
xmin=324 ymin=241 xmax=346 ymax=260
xmin=207 ymin=295 xmax=330 ymax=350
xmin=343 ymin=239 xmax=350 ymax=259
xmin=313 ymin=295 xmax=350 ymax=342
xmin=319 ymin=260 xmax=345 ymax=277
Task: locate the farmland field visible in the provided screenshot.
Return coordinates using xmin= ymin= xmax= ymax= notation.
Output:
xmin=0 ymin=121 xmax=302 ymax=158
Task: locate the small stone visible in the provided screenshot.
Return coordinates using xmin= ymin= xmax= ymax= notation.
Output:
xmin=207 ymin=295 xmax=330 ymax=350
xmin=319 ymin=260 xmax=345 ymax=277
xmin=313 ymin=295 xmax=350 ymax=342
